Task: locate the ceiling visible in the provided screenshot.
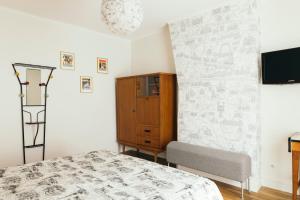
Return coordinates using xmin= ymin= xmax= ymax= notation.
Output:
xmin=0 ymin=0 xmax=227 ymax=40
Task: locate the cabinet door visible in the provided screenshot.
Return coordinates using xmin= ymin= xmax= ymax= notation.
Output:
xmin=116 ymin=78 xmax=136 ymax=145
xmin=136 ymin=97 xmax=160 ymax=126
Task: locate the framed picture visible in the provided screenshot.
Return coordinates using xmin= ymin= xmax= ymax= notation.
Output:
xmin=80 ymin=76 xmax=93 ymax=93
xmin=60 ymin=51 xmax=75 ymax=70
xmin=97 ymin=58 xmax=108 ymax=73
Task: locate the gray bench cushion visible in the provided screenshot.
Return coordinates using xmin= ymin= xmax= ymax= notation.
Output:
xmin=166 ymin=141 xmax=251 ymax=182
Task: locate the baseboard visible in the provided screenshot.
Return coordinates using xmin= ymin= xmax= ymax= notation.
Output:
xmin=262 ymin=178 xmax=291 ymax=193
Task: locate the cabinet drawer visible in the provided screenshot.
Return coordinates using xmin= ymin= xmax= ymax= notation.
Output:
xmin=136 ymin=97 xmax=160 ymax=126
xmin=137 ymin=125 xmax=160 ymax=138
xmin=138 ymin=136 xmax=160 ymax=148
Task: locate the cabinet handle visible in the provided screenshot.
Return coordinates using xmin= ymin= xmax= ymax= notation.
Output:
xmin=144 ymin=140 xmax=151 ymax=144
xmin=144 ymin=129 xmax=151 ymax=133
xmin=132 ymin=109 xmax=136 ymax=112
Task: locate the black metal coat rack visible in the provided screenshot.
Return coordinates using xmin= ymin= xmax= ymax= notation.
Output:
xmin=12 ymin=63 xmax=56 ymax=164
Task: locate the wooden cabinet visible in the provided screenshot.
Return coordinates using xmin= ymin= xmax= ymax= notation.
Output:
xmin=116 ymin=73 xmax=177 ymax=162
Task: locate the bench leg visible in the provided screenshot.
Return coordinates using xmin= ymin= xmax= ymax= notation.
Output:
xmin=241 ymin=182 xmax=244 ymax=200
xmin=247 ymin=178 xmax=250 ymax=192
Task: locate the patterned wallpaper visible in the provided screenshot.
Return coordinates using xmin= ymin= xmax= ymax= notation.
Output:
xmin=169 ymin=0 xmax=261 ymax=187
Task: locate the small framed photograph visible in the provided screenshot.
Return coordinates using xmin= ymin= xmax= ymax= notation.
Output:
xmin=97 ymin=58 xmax=108 ymax=73
xmin=60 ymin=51 xmax=75 ymax=70
xmin=80 ymin=76 xmax=93 ymax=93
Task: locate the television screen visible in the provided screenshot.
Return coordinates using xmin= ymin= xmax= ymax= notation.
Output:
xmin=262 ymin=47 xmax=300 ymax=84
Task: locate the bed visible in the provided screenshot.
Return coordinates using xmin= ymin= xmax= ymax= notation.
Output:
xmin=0 ymin=150 xmax=223 ymax=200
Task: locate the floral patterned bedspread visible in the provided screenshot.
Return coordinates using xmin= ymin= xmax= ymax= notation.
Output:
xmin=0 ymin=150 xmax=223 ymax=200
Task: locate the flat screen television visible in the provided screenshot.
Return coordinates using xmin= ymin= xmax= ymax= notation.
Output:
xmin=262 ymin=47 xmax=300 ymax=84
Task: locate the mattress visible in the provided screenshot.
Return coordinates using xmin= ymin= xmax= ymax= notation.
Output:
xmin=0 ymin=150 xmax=223 ymax=200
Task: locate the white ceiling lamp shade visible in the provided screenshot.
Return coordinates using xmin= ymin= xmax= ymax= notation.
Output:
xmin=101 ymin=0 xmax=144 ymax=35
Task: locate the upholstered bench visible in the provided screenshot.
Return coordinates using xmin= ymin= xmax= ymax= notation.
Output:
xmin=166 ymin=141 xmax=251 ymax=199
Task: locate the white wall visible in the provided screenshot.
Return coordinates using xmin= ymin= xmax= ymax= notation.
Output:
xmin=131 ymin=0 xmax=300 ymax=193
xmin=0 ymin=6 xmax=131 ymax=168
xmin=132 ymin=26 xmax=175 ymax=74
xmin=260 ymin=0 xmax=300 ymax=193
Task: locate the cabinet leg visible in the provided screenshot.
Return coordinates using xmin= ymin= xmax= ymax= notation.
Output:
xmin=292 ymin=151 xmax=300 ymax=200
xmin=154 ymin=153 xmax=158 ymax=163
xmin=122 ymin=145 xmax=126 ymax=153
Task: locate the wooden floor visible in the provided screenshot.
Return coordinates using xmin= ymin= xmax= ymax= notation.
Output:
xmin=216 ymin=181 xmax=292 ymax=200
